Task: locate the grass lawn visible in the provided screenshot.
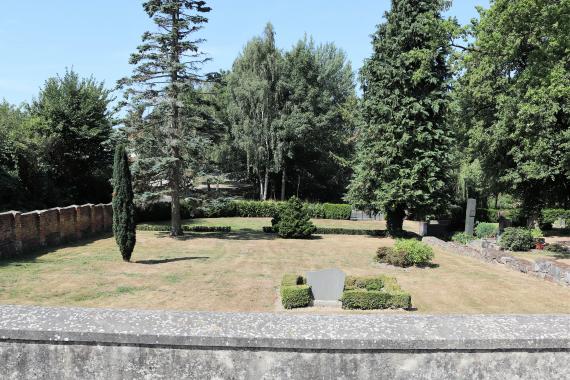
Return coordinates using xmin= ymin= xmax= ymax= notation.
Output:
xmin=1 ymin=228 xmax=569 ymax=314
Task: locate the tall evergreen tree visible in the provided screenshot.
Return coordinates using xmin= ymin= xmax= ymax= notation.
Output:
xmin=119 ymin=0 xmax=211 ymax=236
xmin=112 ymin=145 xmax=136 ymax=262
xmin=347 ymin=0 xmax=455 ymax=233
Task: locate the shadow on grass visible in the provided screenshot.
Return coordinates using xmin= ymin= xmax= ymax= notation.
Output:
xmin=415 ymin=263 xmax=440 ymax=269
xmin=0 ymin=233 xmax=112 ymax=267
xmin=135 ymin=256 xmax=209 ymax=265
xmin=152 ymin=230 xmax=322 ymax=241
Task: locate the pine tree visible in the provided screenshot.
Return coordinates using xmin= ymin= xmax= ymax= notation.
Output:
xmin=112 ymin=145 xmax=136 ymax=262
xmin=272 ymin=196 xmax=316 ymax=239
xmin=119 ymin=0 xmax=211 ymax=236
xmin=347 ymin=0 xmax=455 ymax=234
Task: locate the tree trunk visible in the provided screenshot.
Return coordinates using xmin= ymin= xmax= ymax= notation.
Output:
xmin=296 ymin=173 xmax=301 ymax=197
xmin=259 ymin=174 xmax=264 ymax=200
xmin=281 ymin=167 xmax=286 ymax=201
xmin=169 ymin=9 xmax=183 ymax=237
xmin=386 ymin=204 xmax=406 ymax=236
xmin=263 ymin=169 xmax=269 ymax=201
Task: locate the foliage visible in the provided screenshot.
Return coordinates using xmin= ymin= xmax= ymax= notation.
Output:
xmin=393 ymin=239 xmax=434 ymax=266
xmin=542 ymin=209 xmax=570 ymax=225
xmin=544 ymin=243 xmax=570 ymax=255
xmin=451 ymin=232 xmax=475 ymax=245
xmin=341 ymin=275 xmax=411 ymax=310
xmin=112 ymin=145 xmax=136 ymax=261
xmin=475 ymin=223 xmax=499 ymax=239
xmin=119 ymin=0 xmax=212 ymax=236
xmin=530 ymin=227 xmax=543 ymax=239
xmin=29 ymin=70 xmax=113 ymax=206
xmin=347 ymin=0 xmax=456 ymax=234
xmin=454 ymin=0 xmax=570 ymax=219
xmin=344 ymin=276 xmax=384 ymax=291
xmin=272 ymin=196 xmax=316 ymax=239
xmin=499 ymin=227 xmax=534 ymax=252
xmin=375 ymin=246 xmax=408 ymax=267
xmin=280 ymin=274 xmax=312 ymax=309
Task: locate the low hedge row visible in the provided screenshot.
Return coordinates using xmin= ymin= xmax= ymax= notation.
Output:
xmin=341 ymin=275 xmax=411 ymax=310
xmin=137 ymin=225 xmax=232 ymax=233
xmin=280 ymin=274 xmax=312 ymax=309
xmin=136 ymin=200 xmax=352 ymax=222
xmin=263 ymin=226 xmax=386 ymax=236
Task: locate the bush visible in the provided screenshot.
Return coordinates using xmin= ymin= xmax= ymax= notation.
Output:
xmin=341 ymin=290 xmax=411 ymax=310
xmin=375 ymin=246 xmax=409 ymax=267
xmin=272 ymin=196 xmax=316 ymax=239
xmin=477 ymin=208 xmax=501 ymax=223
xmin=135 ymin=201 xmax=193 ymax=223
xmin=499 ymin=227 xmax=534 ymax=251
xmin=451 ymin=232 xmax=475 ymax=244
xmin=530 ymin=227 xmax=543 ymax=239
xmin=544 ymin=243 xmax=570 ymax=254
xmin=475 ymin=222 xmax=499 ymax=239
xmin=393 ymin=239 xmax=434 ymax=266
xmin=280 ymin=274 xmax=312 ymax=309
xmin=344 ymin=276 xmax=384 ymax=291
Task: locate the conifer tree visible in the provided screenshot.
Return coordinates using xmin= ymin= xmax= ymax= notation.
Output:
xmin=119 ymin=0 xmax=211 ymax=236
xmin=347 ymin=0 xmax=455 ymax=234
xmin=112 ymin=145 xmax=136 ymax=262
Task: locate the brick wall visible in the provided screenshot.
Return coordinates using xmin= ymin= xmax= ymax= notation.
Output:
xmin=0 ymin=204 xmax=112 ymax=258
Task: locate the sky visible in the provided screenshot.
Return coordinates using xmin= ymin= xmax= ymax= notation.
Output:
xmin=0 ymin=0 xmax=489 ymax=106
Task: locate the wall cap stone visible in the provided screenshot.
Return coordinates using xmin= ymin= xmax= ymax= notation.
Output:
xmin=0 ymin=305 xmax=569 ymax=351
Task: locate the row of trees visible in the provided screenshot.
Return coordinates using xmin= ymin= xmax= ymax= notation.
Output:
xmin=2 ymin=0 xmax=568 ymax=236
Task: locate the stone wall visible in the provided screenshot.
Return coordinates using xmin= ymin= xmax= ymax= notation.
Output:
xmin=0 ymin=204 xmax=112 ymax=259
xmin=423 ymin=236 xmax=570 ymax=287
xmin=0 ymin=305 xmax=569 ymax=379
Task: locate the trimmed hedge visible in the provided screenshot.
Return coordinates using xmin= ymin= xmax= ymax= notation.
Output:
xmin=341 ymin=275 xmax=411 ymax=310
xmin=341 ymin=290 xmax=411 ymax=310
xmin=235 ymin=200 xmax=352 ymax=220
xmin=263 ymin=226 xmax=386 ymax=236
xmin=280 ymin=274 xmax=312 ymax=309
xmin=137 ymin=225 xmax=231 ymax=233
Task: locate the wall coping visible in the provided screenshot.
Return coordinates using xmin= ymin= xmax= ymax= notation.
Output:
xmin=0 ymin=305 xmax=569 ymax=351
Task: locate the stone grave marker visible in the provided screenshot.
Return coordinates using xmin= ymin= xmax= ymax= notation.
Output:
xmin=465 ymin=198 xmax=476 ymax=235
xmin=306 ymin=268 xmax=346 ymax=303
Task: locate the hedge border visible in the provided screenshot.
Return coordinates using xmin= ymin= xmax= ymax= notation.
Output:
xmin=341 ymin=275 xmax=411 ymax=310
xmin=280 ymin=274 xmax=312 ymax=309
xmin=137 ymin=225 xmax=232 ymax=233
xmin=264 ymin=226 xmax=386 ymax=236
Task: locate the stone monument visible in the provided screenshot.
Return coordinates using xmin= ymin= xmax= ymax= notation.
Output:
xmin=306 ymin=268 xmax=346 ymax=306
xmin=465 ymin=198 xmax=476 ymax=235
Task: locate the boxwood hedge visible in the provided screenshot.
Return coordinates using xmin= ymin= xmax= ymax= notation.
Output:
xmin=280 ymin=274 xmax=312 ymax=309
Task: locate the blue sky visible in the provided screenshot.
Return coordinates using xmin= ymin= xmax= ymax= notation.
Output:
xmin=0 ymin=0 xmax=489 ymax=105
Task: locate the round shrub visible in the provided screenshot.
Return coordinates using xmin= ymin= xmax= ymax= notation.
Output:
xmin=451 ymin=232 xmax=475 ymax=245
xmin=475 ymin=222 xmax=499 ymax=239
xmin=272 ymin=196 xmax=316 ymax=239
xmin=376 ymin=246 xmax=409 ymax=267
xmin=544 ymin=243 xmax=570 ymax=255
xmin=499 ymin=227 xmax=534 ymax=251
xmin=393 ymin=239 xmax=434 ymax=266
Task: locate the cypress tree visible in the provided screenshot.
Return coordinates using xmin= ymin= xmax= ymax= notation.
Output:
xmin=347 ymin=0 xmax=455 ymax=234
xmin=112 ymin=145 xmax=136 ymax=262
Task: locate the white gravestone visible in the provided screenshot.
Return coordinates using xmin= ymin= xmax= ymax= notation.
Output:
xmin=306 ymin=268 xmax=346 ymax=302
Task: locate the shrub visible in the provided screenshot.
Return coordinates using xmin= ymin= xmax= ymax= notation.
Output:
xmin=280 ymin=274 xmax=312 ymax=309
xmin=375 ymin=246 xmax=409 ymax=267
xmin=475 ymin=222 xmax=499 ymax=239
xmin=499 ymin=227 xmax=534 ymax=251
xmin=137 ymin=224 xmax=231 ymax=233
xmin=530 ymin=227 xmax=543 ymax=239
xmin=341 ymin=290 xmax=411 ymax=310
xmin=344 ymin=276 xmax=384 ymax=291
xmin=393 ymin=239 xmax=434 ymax=266
xmin=451 ymin=232 xmax=475 ymax=245
xmin=544 ymin=243 xmax=570 ymax=254
xmin=542 ymin=209 xmax=570 ymax=225
xmin=272 ymin=196 xmax=316 ymax=239
xmin=112 ymin=145 xmax=136 ymax=262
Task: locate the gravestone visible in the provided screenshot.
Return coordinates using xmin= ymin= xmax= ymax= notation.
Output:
xmin=465 ymin=198 xmax=476 ymax=235
xmin=306 ymin=268 xmax=346 ymax=302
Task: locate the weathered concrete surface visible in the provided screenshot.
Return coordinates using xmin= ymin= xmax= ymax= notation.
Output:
xmin=0 ymin=305 xmax=569 ymax=379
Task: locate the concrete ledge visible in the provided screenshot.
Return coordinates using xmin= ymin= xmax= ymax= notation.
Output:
xmin=0 ymin=305 xmax=569 ymax=351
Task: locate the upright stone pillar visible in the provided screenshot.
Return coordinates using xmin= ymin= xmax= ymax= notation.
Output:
xmin=465 ymin=198 xmax=476 ymax=235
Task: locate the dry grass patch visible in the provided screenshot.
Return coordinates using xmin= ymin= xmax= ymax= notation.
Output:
xmin=0 ymin=230 xmax=569 ymax=313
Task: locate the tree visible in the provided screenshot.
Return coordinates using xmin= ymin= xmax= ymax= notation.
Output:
xmin=454 ymin=0 xmax=570 ymax=220
xmin=119 ymin=0 xmax=211 ymax=236
xmin=347 ymin=0 xmax=455 ymax=233
xmin=228 ymin=23 xmax=283 ymax=200
xmin=272 ymin=196 xmax=316 ymax=239
xmin=112 ymin=145 xmax=136 ymax=262
xmin=29 ymin=70 xmax=113 ymax=206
